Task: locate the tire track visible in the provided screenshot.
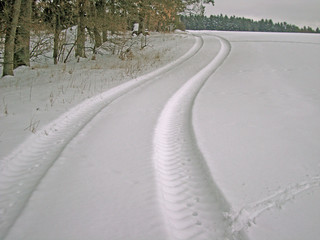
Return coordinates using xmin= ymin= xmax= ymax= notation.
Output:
xmin=153 ymin=35 xmax=248 ymax=240
xmin=0 ymin=35 xmax=204 ymax=240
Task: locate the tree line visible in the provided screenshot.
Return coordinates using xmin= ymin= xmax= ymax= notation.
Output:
xmin=181 ymin=14 xmax=320 ymax=34
xmin=0 ymin=0 xmax=214 ymax=77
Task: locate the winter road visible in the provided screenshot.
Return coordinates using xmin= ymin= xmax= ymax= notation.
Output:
xmin=1 ymin=33 xmax=238 ymax=240
xmin=1 ymin=31 xmax=320 ymax=240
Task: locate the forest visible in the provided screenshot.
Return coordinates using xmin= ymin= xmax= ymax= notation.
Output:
xmin=181 ymin=14 xmax=320 ymax=34
xmin=0 ymin=0 xmax=214 ymax=77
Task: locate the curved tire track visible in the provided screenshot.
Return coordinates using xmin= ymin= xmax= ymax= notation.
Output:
xmin=153 ymin=35 xmax=248 ymax=240
xmin=0 ymin=35 xmax=204 ymax=239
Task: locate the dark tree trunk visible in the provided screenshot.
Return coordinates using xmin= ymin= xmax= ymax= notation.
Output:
xmin=3 ymin=0 xmax=22 ymax=76
xmin=97 ymin=0 xmax=107 ymax=42
xmin=110 ymin=0 xmax=115 ymax=34
xmin=53 ymin=0 xmax=61 ymax=64
xmin=89 ymin=0 xmax=102 ymax=50
xmin=75 ymin=0 xmax=86 ymax=58
xmin=14 ymin=0 xmax=32 ymax=68
xmin=94 ymin=28 xmax=102 ymax=48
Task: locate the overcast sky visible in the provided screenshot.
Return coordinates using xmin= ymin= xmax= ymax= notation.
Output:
xmin=204 ymin=0 xmax=320 ymax=29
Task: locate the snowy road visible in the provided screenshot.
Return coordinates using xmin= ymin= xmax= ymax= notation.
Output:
xmin=1 ymin=31 xmax=320 ymax=240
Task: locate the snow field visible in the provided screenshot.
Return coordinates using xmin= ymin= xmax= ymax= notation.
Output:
xmin=0 ymin=30 xmax=319 ymax=240
xmin=193 ymin=31 xmax=320 ymax=240
xmin=153 ymin=35 xmax=247 ymax=239
xmin=1 ymin=33 xmax=220 ymax=240
xmin=0 ymin=33 xmax=197 ymax=239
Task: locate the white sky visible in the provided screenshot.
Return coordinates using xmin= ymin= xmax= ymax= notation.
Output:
xmin=205 ymin=0 xmax=320 ymax=29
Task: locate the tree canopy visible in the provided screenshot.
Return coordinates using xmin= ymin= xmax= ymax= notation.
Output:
xmin=1 ymin=0 xmax=213 ymax=76
xmin=181 ymin=14 xmax=319 ymax=33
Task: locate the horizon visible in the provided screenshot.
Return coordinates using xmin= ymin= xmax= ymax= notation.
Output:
xmin=204 ymin=0 xmax=320 ymax=29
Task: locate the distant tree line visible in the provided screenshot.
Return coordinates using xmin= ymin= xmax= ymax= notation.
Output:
xmin=1 ymin=0 xmax=214 ymax=77
xmin=181 ymin=14 xmax=320 ymax=33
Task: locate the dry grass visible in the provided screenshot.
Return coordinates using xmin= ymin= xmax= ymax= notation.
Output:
xmin=24 ymin=116 xmax=40 ymax=133
xmin=1 ymin=97 xmax=8 ymax=116
xmin=90 ymin=63 xmax=103 ymax=70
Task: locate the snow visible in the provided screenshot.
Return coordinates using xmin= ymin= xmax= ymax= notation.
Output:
xmin=193 ymin=31 xmax=320 ymax=239
xmin=0 ymin=32 xmax=194 ymax=160
xmin=1 ymin=30 xmax=320 ymax=240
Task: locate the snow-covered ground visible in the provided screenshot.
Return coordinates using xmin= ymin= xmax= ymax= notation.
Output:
xmin=0 ymin=32 xmax=194 ymax=160
xmin=0 ymin=31 xmax=319 ymax=240
xmin=193 ymin=31 xmax=320 ymax=240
